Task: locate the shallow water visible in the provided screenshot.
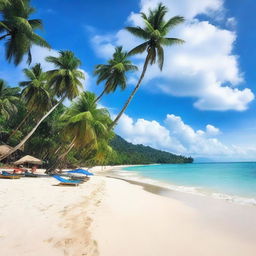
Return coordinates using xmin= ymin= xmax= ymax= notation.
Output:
xmin=118 ymin=163 xmax=256 ymax=206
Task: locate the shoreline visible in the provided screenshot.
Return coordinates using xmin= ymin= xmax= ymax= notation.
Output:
xmin=1 ymin=166 xmax=256 ymax=255
xmin=102 ymin=165 xmax=256 ymax=207
xmin=92 ymin=176 xmax=256 ymax=256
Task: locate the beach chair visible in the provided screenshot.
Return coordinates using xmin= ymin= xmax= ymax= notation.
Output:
xmin=52 ymin=175 xmax=82 ymax=186
xmin=0 ymin=171 xmax=21 ymax=179
xmin=67 ymin=169 xmax=94 ymax=176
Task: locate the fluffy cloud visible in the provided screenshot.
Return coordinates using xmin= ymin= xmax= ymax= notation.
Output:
xmin=116 ymin=113 xmax=256 ymax=160
xmin=91 ymin=0 xmax=254 ymax=111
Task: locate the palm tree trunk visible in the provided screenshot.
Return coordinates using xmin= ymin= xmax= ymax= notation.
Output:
xmin=110 ymin=54 xmax=150 ymax=128
xmin=0 ymin=96 xmax=65 ymax=162
xmin=46 ymin=136 xmax=76 ymax=173
xmin=8 ymin=109 xmax=33 ymax=139
xmin=94 ymin=87 xmax=108 ymax=103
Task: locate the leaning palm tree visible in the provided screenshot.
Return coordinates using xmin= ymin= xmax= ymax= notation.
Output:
xmin=0 ymin=0 xmax=50 ymax=65
xmin=0 ymin=79 xmax=19 ymax=119
xmin=0 ymin=51 xmax=85 ymax=161
xmin=9 ymin=63 xmax=52 ymax=138
xmin=94 ymin=46 xmax=138 ymax=102
xmin=47 ymin=91 xmax=113 ymax=172
xmin=111 ymin=3 xmax=185 ymax=127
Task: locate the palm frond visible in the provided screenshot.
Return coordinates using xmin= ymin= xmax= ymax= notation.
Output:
xmin=128 ymin=41 xmax=149 ymax=56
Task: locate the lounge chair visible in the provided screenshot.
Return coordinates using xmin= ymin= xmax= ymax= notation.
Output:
xmin=52 ymin=175 xmax=82 ymax=186
xmin=0 ymin=171 xmax=21 ymax=179
xmin=67 ymin=169 xmax=94 ymax=176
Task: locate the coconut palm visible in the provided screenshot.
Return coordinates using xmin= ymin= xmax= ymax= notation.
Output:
xmin=45 ymin=50 xmax=84 ymax=100
xmin=9 ymin=63 xmax=52 ymax=138
xmin=47 ymin=92 xmax=113 ymax=172
xmin=111 ymin=3 xmax=185 ymax=127
xmin=94 ymin=46 xmax=138 ymax=102
xmin=0 ymin=0 xmax=50 ymax=65
xmin=0 ymin=51 xmax=85 ymax=161
xmin=0 ymin=79 xmax=19 ymax=119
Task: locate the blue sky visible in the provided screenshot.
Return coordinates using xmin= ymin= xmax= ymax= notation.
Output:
xmin=1 ymin=0 xmax=256 ymax=161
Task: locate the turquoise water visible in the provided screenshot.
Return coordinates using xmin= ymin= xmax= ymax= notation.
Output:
xmin=121 ymin=163 xmax=256 ymax=205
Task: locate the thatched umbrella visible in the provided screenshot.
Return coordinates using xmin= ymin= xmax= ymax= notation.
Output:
xmin=13 ymin=155 xmax=43 ymax=165
xmin=0 ymin=145 xmax=13 ymax=157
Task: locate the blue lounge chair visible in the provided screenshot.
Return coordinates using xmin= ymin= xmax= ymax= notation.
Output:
xmin=67 ymin=169 xmax=94 ymax=176
xmin=52 ymin=175 xmax=82 ymax=186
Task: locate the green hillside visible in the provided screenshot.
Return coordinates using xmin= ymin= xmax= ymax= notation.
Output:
xmin=106 ymin=135 xmax=193 ymax=165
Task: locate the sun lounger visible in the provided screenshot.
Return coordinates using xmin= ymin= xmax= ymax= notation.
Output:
xmin=52 ymin=175 xmax=82 ymax=186
xmin=67 ymin=169 xmax=93 ymax=176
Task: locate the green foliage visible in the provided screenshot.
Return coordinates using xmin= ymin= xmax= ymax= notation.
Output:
xmin=20 ymin=63 xmax=52 ymax=114
xmin=46 ymin=50 xmax=85 ymax=100
xmin=106 ymin=135 xmax=193 ymax=165
xmin=0 ymin=0 xmax=50 ymax=65
xmin=0 ymin=79 xmax=20 ymax=119
xmin=126 ymin=3 xmax=185 ymax=70
xmin=94 ymin=46 xmax=138 ymax=100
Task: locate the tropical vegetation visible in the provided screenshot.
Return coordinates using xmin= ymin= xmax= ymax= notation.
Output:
xmin=0 ymin=1 xmax=190 ymax=170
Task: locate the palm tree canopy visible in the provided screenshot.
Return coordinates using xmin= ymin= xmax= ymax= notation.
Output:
xmin=0 ymin=0 xmax=50 ymax=65
xmin=61 ymin=91 xmax=114 ymax=149
xmin=20 ymin=63 xmax=52 ymax=113
xmin=126 ymin=3 xmax=185 ymax=70
xmin=94 ymin=46 xmax=138 ymax=93
xmin=46 ymin=50 xmax=85 ymax=100
xmin=0 ymin=79 xmax=20 ymax=119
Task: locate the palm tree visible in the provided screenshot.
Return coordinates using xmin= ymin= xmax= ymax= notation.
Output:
xmin=0 ymin=0 xmax=50 ymax=65
xmin=0 ymin=50 xmax=85 ymax=161
xmin=0 ymin=79 xmax=19 ymax=120
xmin=111 ymin=3 xmax=185 ymax=127
xmin=47 ymin=91 xmax=113 ymax=172
xmin=9 ymin=63 xmax=52 ymax=138
xmin=94 ymin=46 xmax=138 ymax=102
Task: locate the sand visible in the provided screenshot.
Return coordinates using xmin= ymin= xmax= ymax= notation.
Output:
xmin=0 ymin=167 xmax=256 ymax=256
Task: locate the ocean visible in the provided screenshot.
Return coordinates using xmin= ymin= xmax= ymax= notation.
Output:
xmin=116 ymin=162 xmax=256 ymax=206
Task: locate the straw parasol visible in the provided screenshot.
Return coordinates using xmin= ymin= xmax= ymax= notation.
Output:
xmin=0 ymin=145 xmax=13 ymax=157
xmin=13 ymin=155 xmax=43 ymax=165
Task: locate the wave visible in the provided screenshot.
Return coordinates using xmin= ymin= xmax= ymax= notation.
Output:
xmin=111 ymin=169 xmax=256 ymax=207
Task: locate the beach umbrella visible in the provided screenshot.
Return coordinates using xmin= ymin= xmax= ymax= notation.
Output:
xmin=13 ymin=155 xmax=43 ymax=165
xmin=68 ymin=168 xmax=94 ymax=176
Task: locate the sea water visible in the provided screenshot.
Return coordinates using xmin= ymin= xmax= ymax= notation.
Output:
xmin=118 ymin=162 xmax=256 ymax=206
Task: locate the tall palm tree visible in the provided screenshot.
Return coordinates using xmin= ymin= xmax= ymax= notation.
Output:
xmin=111 ymin=3 xmax=185 ymax=127
xmin=0 ymin=0 xmax=50 ymax=65
xmin=94 ymin=46 xmax=138 ymax=102
xmin=0 ymin=51 xmax=85 ymax=161
xmin=47 ymin=92 xmax=113 ymax=172
xmin=9 ymin=63 xmax=52 ymax=138
xmin=0 ymin=79 xmax=19 ymax=119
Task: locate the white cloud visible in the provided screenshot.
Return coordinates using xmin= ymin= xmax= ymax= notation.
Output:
xmin=91 ymin=0 xmax=254 ymax=111
xmin=116 ymin=113 xmax=256 ymax=160
xmin=28 ymin=45 xmax=59 ymax=71
xmin=206 ymin=124 xmax=220 ymax=135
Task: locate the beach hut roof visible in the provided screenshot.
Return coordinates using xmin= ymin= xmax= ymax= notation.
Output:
xmin=13 ymin=155 xmax=43 ymax=165
xmin=0 ymin=145 xmax=13 ymax=156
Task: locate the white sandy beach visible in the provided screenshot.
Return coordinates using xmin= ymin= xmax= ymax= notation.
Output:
xmin=0 ymin=167 xmax=256 ymax=256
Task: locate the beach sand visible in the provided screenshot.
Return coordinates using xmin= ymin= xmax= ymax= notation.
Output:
xmin=0 ymin=167 xmax=256 ymax=256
